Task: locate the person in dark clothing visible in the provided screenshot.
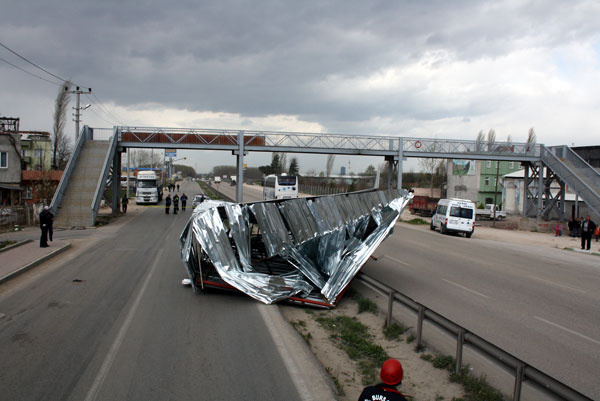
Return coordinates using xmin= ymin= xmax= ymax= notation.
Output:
xmin=181 ymin=193 xmax=188 ymax=211
xmin=176 ymin=183 xmax=180 ymax=192
xmin=39 ymin=206 xmax=53 ymax=248
xmin=173 ymin=194 xmax=179 ymax=214
xmin=580 ymin=215 xmax=596 ymax=250
xmin=165 ymin=194 xmax=172 ymax=214
xmin=358 ymin=359 xmax=408 ymax=401
xmin=122 ymin=194 xmax=129 ymax=213
xmin=568 ymin=218 xmax=575 ymax=237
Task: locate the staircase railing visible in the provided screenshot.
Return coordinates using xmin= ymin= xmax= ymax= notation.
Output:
xmin=91 ymin=127 xmax=118 ymax=225
xmin=548 ymin=145 xmax=600 ymax=189
xmin=540 ymin=145 xmax=600 ymax=219
xmin=50 ymin=126 xmax=90 ymax=215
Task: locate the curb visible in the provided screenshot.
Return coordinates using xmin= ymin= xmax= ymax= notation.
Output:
xmin=0 ymin=239 xmax=32 ymax=254
xmin=0 ymin=242 xmax=72 ymax=285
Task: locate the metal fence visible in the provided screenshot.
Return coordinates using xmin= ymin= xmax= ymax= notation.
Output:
xmin=0 ymin=204 xmax=38 ymax=227
xmin=356 ymin=273 xmax=593 ymax=401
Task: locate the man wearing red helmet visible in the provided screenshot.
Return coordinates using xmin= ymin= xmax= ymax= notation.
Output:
xmin=358 ymin=358 xmax=408 ymax=401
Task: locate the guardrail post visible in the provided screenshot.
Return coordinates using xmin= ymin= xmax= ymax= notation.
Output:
xmin=416 ymin=305 xmax=425 ymax=347
xmin=455 ymin=329 xmax=465 ymax=375
xmin=386 ymin=289 xmax=394 ymax=328
xmin=513 ymin=363 xmax=524 ymax=401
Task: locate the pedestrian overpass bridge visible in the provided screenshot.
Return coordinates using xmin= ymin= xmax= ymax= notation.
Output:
xmin=50 ymin=125 xmax=600 ymax=227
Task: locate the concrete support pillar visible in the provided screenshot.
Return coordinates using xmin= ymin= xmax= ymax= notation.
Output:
xmin=387 ymin=158 xmax=394 ymax=191
xmin=523 ymin=164 xmax=529 ymax=218
xmin=235 ymin=131 xmax=245 ymax=203
xmin=112 ymin=151 xmax=121 ymax=215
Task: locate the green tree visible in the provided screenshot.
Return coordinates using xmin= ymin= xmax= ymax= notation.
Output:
xmin=361 ymin=165 xmax=377 ymax=176
xmin=288 ymin=157 xmax=299 ymax=176
xmin=270 ymin=153 xmax=282 ymax=174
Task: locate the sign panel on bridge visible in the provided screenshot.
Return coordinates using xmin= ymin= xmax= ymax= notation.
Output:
xmin=165 ymin=149 xmax=177 ymax=157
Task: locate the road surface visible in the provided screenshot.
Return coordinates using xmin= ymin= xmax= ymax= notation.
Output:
xmin=0 ymin=180 xmax=332 ymax=401
xmin=213 ymin=181 xmax=600 ymax=398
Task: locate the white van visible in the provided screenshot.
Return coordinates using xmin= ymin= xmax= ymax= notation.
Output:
xmin=430 ymin=198 xmax=476 ymax=238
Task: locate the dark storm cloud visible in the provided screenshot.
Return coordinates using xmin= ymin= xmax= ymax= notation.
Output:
xmin=1 ymin=0 xmax=600 ymax=129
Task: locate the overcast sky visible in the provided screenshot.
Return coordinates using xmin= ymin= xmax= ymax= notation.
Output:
xmin=1 ymin=0 xmax=599 ymax=174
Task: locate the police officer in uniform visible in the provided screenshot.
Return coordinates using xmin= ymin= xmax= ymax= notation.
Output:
xmin=358 ymin=359 xmax=408 ymax=401
xmin=173 ymin=194 xmax=180 ymax=214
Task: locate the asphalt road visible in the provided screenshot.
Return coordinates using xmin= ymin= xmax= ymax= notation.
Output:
xmin=215 ymin=182 xmax=600 ymax=399
xmin=0 ymin=181 xmax=331 ymax=401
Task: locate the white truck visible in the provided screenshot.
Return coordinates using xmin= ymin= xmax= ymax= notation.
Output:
xmin=214 ymin=176 xmax=221 ymax=184
xmin=136 ymin=171 xmax=163 ymax=204
xmin=476 ymin=204 xmax=506 ymax=220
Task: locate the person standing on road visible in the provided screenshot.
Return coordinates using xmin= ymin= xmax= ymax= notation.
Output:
xmin=165 ymin=194 xmax=172 ymax=214
xmin=177 ymin=183 xmax=180 ymax=192
xmin=122 ymin=194 xmax=129 ymax=213
xmin=39 ymin=206 xmax=53 ymax=248
xmin=358 ymin=359 xmax=408 ymax=401
xmin=580 ymin=215 xmax=596 ymax=250
xmin=181 ymin=193 xmax=188 ymax=211
xmin=173 ymin=194 xmax=179 ymax=214
xmin=568 ymin=218 xmax=575 ymax=237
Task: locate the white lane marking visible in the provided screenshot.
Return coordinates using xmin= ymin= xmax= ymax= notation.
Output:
xmin=257 ymin=305 xmax=315 ymax=401
xmin=442 ymin=279 xmax=490 ymax=299
xmin=381 ymin=255 xmax=410 ymax=266
xmin=83 ymin=248 xmax=163 ymax=401
xmin=527 ymin=275 xmax=587 ymax=294
xmin=534 ymin=316 xmax=600 ymax=346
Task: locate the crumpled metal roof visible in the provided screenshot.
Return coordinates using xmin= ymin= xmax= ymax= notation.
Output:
xmin=179 ymin=189 xmax=412 ymax=307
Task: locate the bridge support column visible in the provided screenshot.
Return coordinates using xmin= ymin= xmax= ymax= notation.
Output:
xmin=235 ymin=131 xmax=245 ymax=203
xmin=111 ymin=151 xmax=121 ymax=215
xmin=397 ymin=138 xmax=403 ymax=190
xmin=536 ymin=161 xmax=544 ymax=222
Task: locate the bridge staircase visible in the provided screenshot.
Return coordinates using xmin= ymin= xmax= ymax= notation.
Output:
xmin=540 ymin=145 xmax=600 ymax=220
xmin=51 ymin=127 xmax=117 ymax=227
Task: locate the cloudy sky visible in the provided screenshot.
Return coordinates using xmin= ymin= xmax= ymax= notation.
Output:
xmin=1 ymin=0 xmax=599 ymax=174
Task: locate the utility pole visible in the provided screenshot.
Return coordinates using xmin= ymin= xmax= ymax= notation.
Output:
xmin=66 ymin=86 xmax=92 ymax=139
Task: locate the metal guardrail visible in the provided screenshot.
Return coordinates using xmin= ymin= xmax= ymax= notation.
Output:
xmin=540 ymin=146 xmax=600 ymax=219
xmin=49 ymin=126 xmax=90 ymax=215
xmin=91 ymin=128 xmax=118 ymax=225
xmin=356 ymin=273 xmax=593 ymax=401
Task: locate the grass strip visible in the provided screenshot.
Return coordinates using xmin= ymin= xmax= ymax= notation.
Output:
xmin=316 ymin=314 xmax=389 ymax=385
xmin=404 ymin=218 xmax=430 ymax=225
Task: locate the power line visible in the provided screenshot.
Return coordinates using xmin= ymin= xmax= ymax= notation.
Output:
xmin=87 ymin=106 xmax=117 ymax=126
xmin=90 ymin=93 xmax=127 ymax=125
xmin=0 ymin=55 xmax=62 ymax=86
xmin=0 ymin=41 xmax=77 ymax=85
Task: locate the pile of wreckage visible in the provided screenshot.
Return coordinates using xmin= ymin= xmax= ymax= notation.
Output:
xmin=179 ymin=189 xmax=412 ymax=307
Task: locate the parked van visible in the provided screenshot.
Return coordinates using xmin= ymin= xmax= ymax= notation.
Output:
xmin=431 ymin=198 xmax=476 ymax=238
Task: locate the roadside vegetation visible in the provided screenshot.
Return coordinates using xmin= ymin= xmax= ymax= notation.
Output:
xmin=198 ymin=181 xmax=224 ymax=200
xmin=0 ymin=240 xmax=17 ymax=249
xmin=404 ymin=218 xmax=429 ymax=225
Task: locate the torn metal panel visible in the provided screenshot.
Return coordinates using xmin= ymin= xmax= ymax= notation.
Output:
xmin=180 ymin=189 xmax=413 ymax=307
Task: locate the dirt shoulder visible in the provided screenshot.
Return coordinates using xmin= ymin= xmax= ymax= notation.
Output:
xmin=281 ymin=295 xmax=465 ymax=401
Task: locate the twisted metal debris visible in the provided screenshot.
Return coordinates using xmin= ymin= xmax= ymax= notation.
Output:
xmin=180 ymin=189 xmax=412 ymax=307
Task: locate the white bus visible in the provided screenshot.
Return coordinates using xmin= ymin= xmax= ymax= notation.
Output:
xmin=263 ymin=174 xmax=298 ymax=200
xmin=136 ymin=171 xmax=163 ymax=204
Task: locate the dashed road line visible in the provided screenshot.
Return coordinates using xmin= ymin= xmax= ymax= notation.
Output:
xmin=381 ymin=255 xmax=411 ymax=266
xmin=534 ymin=316 xmax=600 ymax=346
xmin=527 ymin=275 xmax=586 ymax=294
xmin=442 ymin=279 xmax=490 ymax=299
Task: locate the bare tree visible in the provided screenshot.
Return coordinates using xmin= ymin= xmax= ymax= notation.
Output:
xmin=475 ymin=130 xmax=485 ymax=151
xmin=326 ymin=154 xmax=335 ymax=177
xmin=527 ymin=127 xmax=536 ymax=145
xmin=277 ymin=152 xmax=287 ymax=173
xmin=418 ymin=142 xmax=441 ymax=197
xmin=53 ymin=81 xmax=72 ymax=169
xmin=487 ymin=129 xmax=496 ymax=152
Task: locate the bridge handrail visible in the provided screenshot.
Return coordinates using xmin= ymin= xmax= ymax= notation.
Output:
xmin=49 ymin=126 xmax=90 ymax=215
xmin=116 ymin=126 xmax=542 ymax=159
xmin=356 ymin=272 xmax=593 ymax=401
xmin=540 ymin=146 xmax=600 ymax=218
xmin=91 ymin=128 xmax=118 ymax=223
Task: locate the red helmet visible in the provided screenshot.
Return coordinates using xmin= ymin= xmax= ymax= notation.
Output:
xmin=380 ymin=359 xmax=404 ymax=385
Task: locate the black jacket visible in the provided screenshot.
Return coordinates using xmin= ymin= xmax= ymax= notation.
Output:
xmin=39 ymin=210 xmax=53 ymax=227
xmin=358 ymin=384 xmax=408 ymax=401
xmin=582 ymin=219 xmax=596 ymax=235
